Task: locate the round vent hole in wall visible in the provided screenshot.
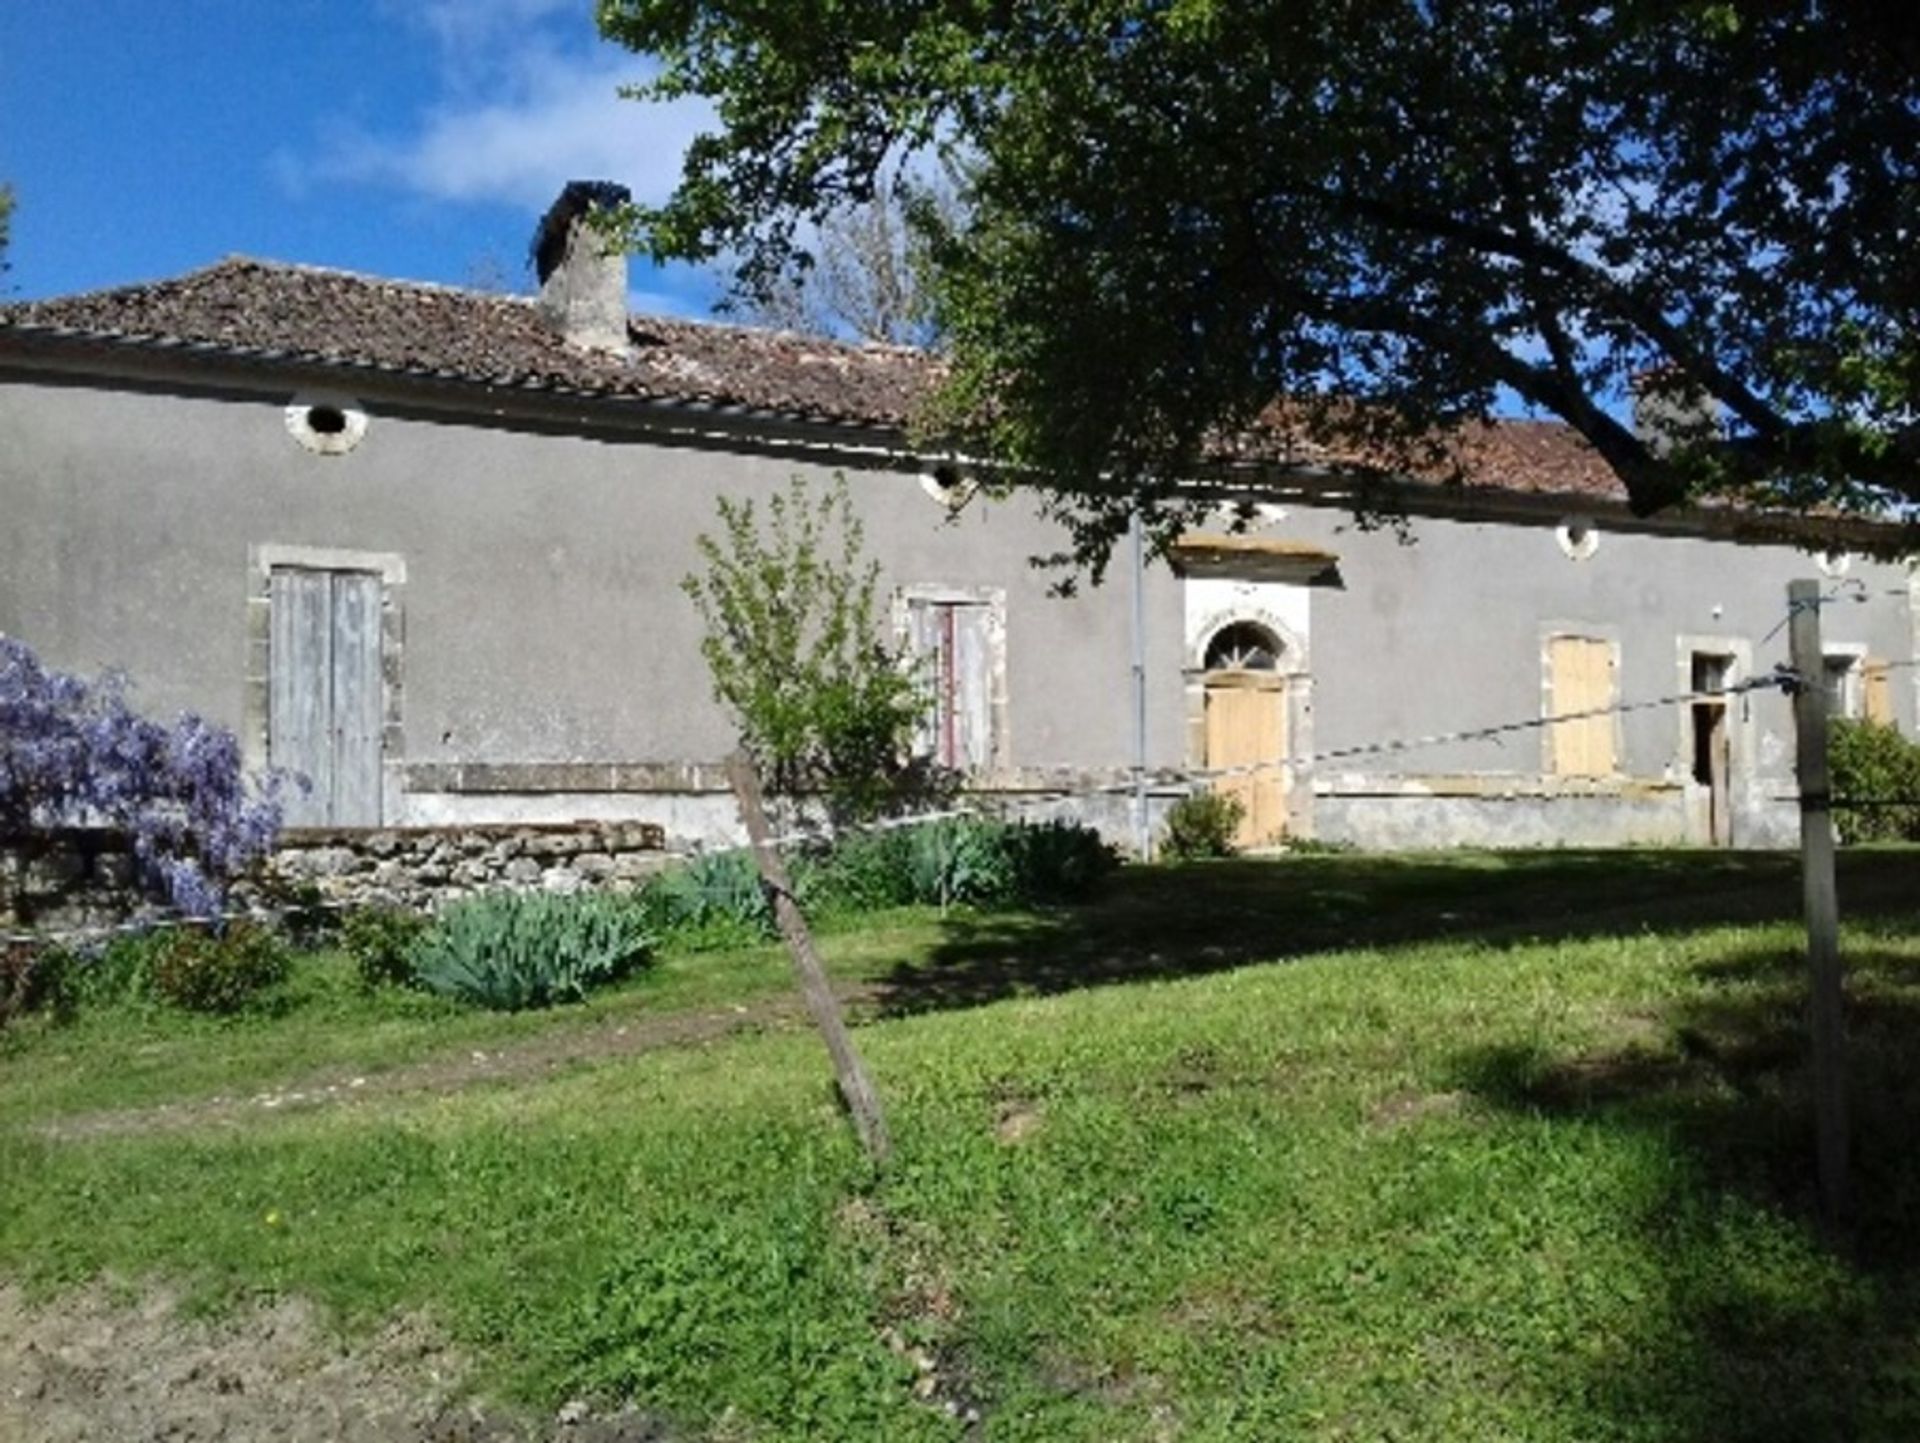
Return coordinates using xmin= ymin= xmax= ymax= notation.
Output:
xmin=285 ymin=392 xmax=368 ymax=455
xmin=920 ymin=462 xmax=979 ymax=511
xmin=1555 ymin=515 xmax=1600 ymax=561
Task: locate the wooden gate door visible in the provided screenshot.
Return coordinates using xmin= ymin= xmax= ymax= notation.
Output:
xmin=1205 ymin=676 xmax=1288 ymax=848
xmin=907 ymin=597 xmax=994 ymax=771
xmin=269 ymin=568 xmax=383 ymax=826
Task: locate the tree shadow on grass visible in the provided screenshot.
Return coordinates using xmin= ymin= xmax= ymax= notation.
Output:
xmin=1451 ymin=941 xmax=1920 ymax=1441
xmin=872 ymin=850 xmax=1919 ymax=1019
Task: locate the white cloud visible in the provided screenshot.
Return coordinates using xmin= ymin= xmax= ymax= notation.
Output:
xmin=313 ymin=7 xmax=714 ymax=213
xmin=400 ymin=0 xmax=579 ymax=54
xmin=377 ymin=0 xmax=593 ymax=90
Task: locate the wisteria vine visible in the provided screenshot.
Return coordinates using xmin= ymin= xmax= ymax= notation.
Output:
xmin=0 ymin=636 xmax=284 ymax=916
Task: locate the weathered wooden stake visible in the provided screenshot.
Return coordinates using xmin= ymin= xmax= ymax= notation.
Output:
xmin=725 ymin=750 xmax=893 ymax=1165
xmin=1787 ymin=578 xmax=1848 ymax=1235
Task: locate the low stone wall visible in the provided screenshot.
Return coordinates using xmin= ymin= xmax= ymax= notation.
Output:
xmin=2 ymin=822 xmax=670 ymax=935
xmin=0 ymin=831 xmax=141 ymax=933
xmin=265 ymin=822 xmax=670 ymax=911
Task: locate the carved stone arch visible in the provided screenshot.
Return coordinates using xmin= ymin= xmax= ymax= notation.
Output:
xmin=1190 ymin=608 xmax=1307 ymax=676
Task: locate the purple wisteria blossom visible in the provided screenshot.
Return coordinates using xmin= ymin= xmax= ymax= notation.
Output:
xmin=0 ymin=636 xmax=284 ymax=916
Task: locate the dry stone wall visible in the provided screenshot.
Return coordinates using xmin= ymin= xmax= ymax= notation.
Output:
xmin=2 ymin=822 xmax=669 ymax=935
xmin=267 ymin=823 xmax=669 ymax=911
xmin=0 ymin=831 xmax=141 ymax=933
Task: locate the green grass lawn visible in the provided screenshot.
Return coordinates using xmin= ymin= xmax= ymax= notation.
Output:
xmin=4 ymin=850 xmax=1920 ymax=1440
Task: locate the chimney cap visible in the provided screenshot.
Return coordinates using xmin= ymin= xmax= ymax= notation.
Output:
xmin=532 ymin=180 xmax=633 ymax=284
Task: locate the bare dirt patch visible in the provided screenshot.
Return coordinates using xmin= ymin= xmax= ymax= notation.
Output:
xmin=1368 ymin=1088 xmax=1468 ymax=1129
xmin=0 ymin=1284 xmax=670 ymax=1442
xmin=36 ymin=988 xmax=877 ymax=1142
xmin=992 ymin=1100 xmax=1045 ymax=1145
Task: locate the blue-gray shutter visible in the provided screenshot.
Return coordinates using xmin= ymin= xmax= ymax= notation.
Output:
xmin=269 ymin=568 xmax=382 ymax=826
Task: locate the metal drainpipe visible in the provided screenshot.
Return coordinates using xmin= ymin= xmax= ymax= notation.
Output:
xmin=1130 ymin=508 xmax=1151 ymax=860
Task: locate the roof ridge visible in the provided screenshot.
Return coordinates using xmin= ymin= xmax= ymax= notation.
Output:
xmin=0 ymin=257 xmax=1637 ymax=510
xmin=621 ymin=304 xmax=917 ymax=353
xmin=211 ymin=255 xmax=538 ymax=306
xmin=0 ymin=258 xmax=244 ymax=310
xmin=0 ymin=255 xmax=534 ymax=314
xmin=211 ymin=258 xmax=913 ymax=353
xmin=11 ymin=254 xmax=935 ymax=360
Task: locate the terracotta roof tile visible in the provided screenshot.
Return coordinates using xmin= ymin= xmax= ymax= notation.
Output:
xmin=1 ymin=257 xmax=934 ymax=428
xmin=1450 ymin=418 xmax=1627 ymax=502
xmin=2 ymin=256 xmax=1625 ymax=504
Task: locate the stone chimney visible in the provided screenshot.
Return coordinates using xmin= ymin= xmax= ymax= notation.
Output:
xmin=531 ymin=181 xmax=633 ymax=355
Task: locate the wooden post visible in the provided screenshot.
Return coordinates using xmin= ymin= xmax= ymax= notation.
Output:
xmin=725 ymin=750 xmax=892 ymax=1165
xmin=1787 ymin=578 xmax=1848 ymax=1234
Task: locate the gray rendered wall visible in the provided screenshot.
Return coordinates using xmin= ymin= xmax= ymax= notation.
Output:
xmin=0 ymin=377 xmax=1189 ymax=840
xmin=1276 ymin=507 xmax=1915 ymax=849
xmin=3 ymin=373 xmax=1913 ymax=851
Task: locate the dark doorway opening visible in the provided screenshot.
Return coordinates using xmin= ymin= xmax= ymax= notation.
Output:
xmin=1690 ymin=652 xmax=1734 ymax=846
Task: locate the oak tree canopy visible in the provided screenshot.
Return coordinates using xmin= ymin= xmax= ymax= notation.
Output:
xmin=602 ymin=1 xmax=1920 ymax=565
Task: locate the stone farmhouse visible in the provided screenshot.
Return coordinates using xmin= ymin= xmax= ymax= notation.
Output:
xmin=2 ymin=185 xmax=1915 ymax=857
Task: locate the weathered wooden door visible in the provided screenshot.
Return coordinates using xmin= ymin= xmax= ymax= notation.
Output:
xmin=908 ymin=598 xmax=994 ymax=771
xmin=1205 ymin=676 xmax=1288 ymax=848
xmin=270 ymin=568 xmax=383 ymax=826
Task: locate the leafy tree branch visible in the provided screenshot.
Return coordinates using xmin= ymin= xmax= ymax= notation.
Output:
xmin=604 ymin=0 xmax=1920 ymax=568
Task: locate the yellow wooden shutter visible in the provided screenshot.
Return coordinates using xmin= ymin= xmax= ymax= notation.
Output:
xmin=1548 ymin=636 xmax=1616 ymax=777
xmin=1864 ymin=657 xmax=1893 ymax=725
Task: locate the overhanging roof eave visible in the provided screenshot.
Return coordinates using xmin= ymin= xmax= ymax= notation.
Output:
xmin=4 ymin=321 xmax=1911 ymax=553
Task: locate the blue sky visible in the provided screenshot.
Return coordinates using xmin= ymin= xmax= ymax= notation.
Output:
xmin=0 ymin=0 xmax=721 ymax=315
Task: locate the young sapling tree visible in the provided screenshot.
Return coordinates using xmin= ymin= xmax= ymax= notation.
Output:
xmin=682 ymin=476 xmax=948 ymax=828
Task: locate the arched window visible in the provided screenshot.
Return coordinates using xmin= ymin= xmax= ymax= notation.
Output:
xmin=1204 ymin=621 xmax=1282 ymax=672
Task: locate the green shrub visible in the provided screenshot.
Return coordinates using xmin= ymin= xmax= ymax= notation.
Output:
xmin=339 ymin=906 xmax=432 ymax=990
xmin=409 ymin=891 xmax=654 ymax=1011
xmin=1160 ymin=791 xmax=1245 ymax=860
xmin=1286 ymin=835 xmax=1356 ymax=855
xmin=148 ymin=923 xmax=291 ymax=1014
xmin=633 ymin=817 xmax=1119 ymax=952
xmin=682 ymin=477 xmax=952 ymax=826
xmin=0 ymin=939 xmax=76 ymax=1028
xmin=66 ymin=929 xmax=170 ymax=1010
xmin=803 ymin=828 xmax=916 ymax=914
xmin=636 ymin=851 xmax=773 ymax=947
xmin=818 ymin=817 xmax=1116 ymax=911
xmin=899 ymin=817 xmax=1015 ymax=909
xmin=1831 ymin=718 xmax=1920 ymax=843
xmin=1002 ymin=818 xmax=1122 ymax=900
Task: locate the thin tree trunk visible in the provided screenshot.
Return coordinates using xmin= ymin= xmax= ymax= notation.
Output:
xmin=726 ymin=749 xmax=893 ymax=1165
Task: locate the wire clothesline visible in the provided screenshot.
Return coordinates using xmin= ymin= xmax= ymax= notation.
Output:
xmin=0 ymin=669 xmax=1811 ymax=950
xmin=8 ymin=585 xmax=1913 ymax=950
